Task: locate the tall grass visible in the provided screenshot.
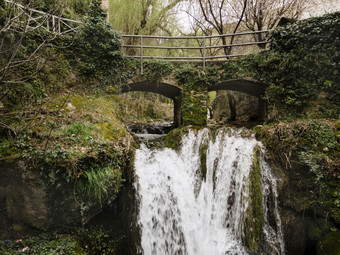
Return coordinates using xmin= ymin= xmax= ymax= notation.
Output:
xmin=77 ymin=165 xmax=122 ymax=205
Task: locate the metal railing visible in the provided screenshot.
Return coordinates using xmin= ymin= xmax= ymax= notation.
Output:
xmin=122 ymin=30 xmax=270 ymax=70
xmin=3 ymin=0 xmax=270 ymax=70
xmin=3 ymin=0 xmax=82 ymax=34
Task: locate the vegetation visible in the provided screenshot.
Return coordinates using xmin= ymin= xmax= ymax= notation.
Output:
xmin=258 ymin=120 xmax=339 ymax=223
xmin=242 ymin=145 xmax=264 ymax=252
xmin=175 ymin=65 xmax=219 ymax=126
xmin=1 ymin=0 xmax=339 ymax=253
xmin=108 ymin=0 xmax=183 ymax=35
xmin=0 ymin=227 xmax=122 ymax=255
xmin=72 ymin=1 xmax=123 ymax=85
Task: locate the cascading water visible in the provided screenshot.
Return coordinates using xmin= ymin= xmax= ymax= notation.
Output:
xmin=134 ymin=128 xmax=285 ymax=255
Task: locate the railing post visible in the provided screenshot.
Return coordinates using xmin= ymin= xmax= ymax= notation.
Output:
xmin=140 ymin=35 xmax=144 ymax=74
xmin=52 ymin=16 xmax=55 ymax=33
xmin=58 ymin=17 xmax=61 ymax=34
xmin=202 ymin=37 xmax=206 ymax=68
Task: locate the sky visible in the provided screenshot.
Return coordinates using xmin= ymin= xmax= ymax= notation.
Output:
xmin=302 ymin=0 xmax=340 ymax=19
xmin=175 ymin=0 xmax=340 ymax=33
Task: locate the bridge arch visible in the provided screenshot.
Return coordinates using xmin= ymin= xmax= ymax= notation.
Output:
xmin=208 ymin=79 xmax=267 ymax=121
xmin=208 ymin=79 xmax=266 ymax=97
xmin=119 ymin=81 xmax=182 ymax=127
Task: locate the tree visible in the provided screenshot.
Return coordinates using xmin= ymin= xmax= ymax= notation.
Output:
xmin=0 ymin=1 xmax=58 ymax=90
xmin=74 ymin=0 xmax=122 ymax=83
xmin=108 ymin=0 xmax=184 ymax=36
xmin=185 ymin=0 xmax=247 ymax=56
xmin=231 ymin=0 xmax=313 ymax=47
xmin=0 ymin=0 xmax=91 ymax=107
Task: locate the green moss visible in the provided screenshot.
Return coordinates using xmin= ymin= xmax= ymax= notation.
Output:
xmin=0 ymin=94 xmax=133 ymax=197
xmin=96 ymin=122 xmax=116 ymax=141
xmin=182 ymin=93 xmax=207 ymax=126
xmin=243 ymin=145 xmax=264 ymax=252
xmin=317 ymin=232 xmax=340 ymax=255
xmin=336 ymin=120 xmax=340 ymax=130
xmin=164 ymin=127 xmax=186 ymax=150
xmin=71 ymin=96 xmax=86 ymax=108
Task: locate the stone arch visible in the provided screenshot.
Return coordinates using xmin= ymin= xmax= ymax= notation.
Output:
xmin=119 ymin=81 xmax=182 ymax=127
xmin=208 ymin=79 xmax=266 ymax=97
xmin=208 ymin=79 xmax=267 ymax=121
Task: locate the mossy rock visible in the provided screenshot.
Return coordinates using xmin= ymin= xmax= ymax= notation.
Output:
xmin=164 ymin=127 xmax=188 ymax=150
xmin=199 ymin=142 xmax=208 ymax=181
xmin=317 ymin=232 xmax=340 ymax=255
xmin=243 ymin=145 xmax=264 ymax=252
xmin=253 ymin=125 xmax=263 ymax=136
xmin=164 ymin=126 xmax=203 ymax=150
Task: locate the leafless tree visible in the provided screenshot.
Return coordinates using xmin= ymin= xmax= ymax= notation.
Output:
xmin=231 ymin=0 xmax=313 ymax=47
xmin=0 ymin=0 xmax=60 ymax=92
xmin=184 ymin=0 xmax=247 ymax=56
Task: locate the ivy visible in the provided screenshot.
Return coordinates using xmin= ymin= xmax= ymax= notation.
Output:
xmin=142 ymin=60 xmax=173 ymax=82
xmin=73 ymin=1 xmax=123 ymax=86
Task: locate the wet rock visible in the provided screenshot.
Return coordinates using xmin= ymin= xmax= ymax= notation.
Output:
xmin=280 ymin=210 xmax=307 ymax=255
xmin=1 ymin=161 xmax=103 ymax=230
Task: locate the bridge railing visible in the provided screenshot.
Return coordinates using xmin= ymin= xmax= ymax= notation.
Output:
xmin=122 ymin=30 xmax=270 ymax=70
xmin=3 ymin=0 xmax=82 ymax=34
xmin=3 ymin=1 xmax=270 ymax=69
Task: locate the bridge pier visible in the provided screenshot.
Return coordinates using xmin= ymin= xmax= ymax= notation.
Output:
xmin=173 ymin=97 xmax=182 ymax=127
xmin=257 ymin=98 xmax=267 ymax=121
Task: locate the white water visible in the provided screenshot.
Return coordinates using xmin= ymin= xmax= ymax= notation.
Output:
xmin=134 ymin=128 xmax=285 ymax=255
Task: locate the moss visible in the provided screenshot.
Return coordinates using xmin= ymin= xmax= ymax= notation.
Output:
xmin=253 ymin=125 xmax=263 ymax=136
xmin=317 ymin=232 xmax=340 ymax=255
xmin=71 ymin=96 xmax=86 ymax=108
xmin=243 ymin=145 xmax=264 ymax=252
xmin=96 ymin=122 xmax=116 ymax=141
xmin=182 ymin=93 xmax=208 ymax=126
xmin=336 ymin=120 xmax=340 ymax=130
xmin=164 ymin=127 xmax=186 ymax=150
xmin=0 ymin=93 xmax=133 ymax=198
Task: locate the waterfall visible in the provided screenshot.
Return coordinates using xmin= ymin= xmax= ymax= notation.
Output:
xmin=134 ymin=128 xmax=285 ymax=255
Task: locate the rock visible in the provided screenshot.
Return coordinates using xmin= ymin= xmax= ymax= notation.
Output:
xmin=212 ymin=91 xmax=259 ymax=122
xmin=323 ymin=147 xmax=329 ymax=152
xmin=306 ymin=218 xmax=322 ymax=241
xmin=2 ymin=161 xmax=102 ymax=230
xmin=66 ymin=103 xmax=76 ymax=111
xmin=317 ymin=232 xmax=340 ymax=255
xmin=281 ymin=210 xmax=307 ymax=255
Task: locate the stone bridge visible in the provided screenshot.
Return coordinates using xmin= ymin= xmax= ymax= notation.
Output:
xmin=119 ymin=78 xmax=267 ymax=127
xmin=4 ymin=1 xmax=268 ymax=127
